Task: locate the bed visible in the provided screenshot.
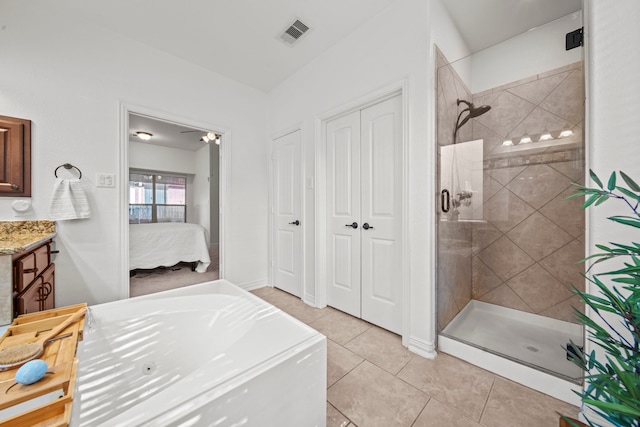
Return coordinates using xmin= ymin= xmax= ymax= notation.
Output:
xmin=129 ymin=223 xmax=211 ymax=273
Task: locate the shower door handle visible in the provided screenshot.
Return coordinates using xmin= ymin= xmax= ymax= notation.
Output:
xmin=441 ymin=189 xmax=450 ymax=213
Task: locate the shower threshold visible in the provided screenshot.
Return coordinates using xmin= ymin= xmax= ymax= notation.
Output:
xmin=441 ymin=300 xmax=583 ymax=384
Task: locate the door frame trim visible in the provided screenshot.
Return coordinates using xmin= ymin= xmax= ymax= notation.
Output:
xmin=269 ymin=125 xmax=305 ymax=299
xmin=118 ymin=102 xmax=230 ymax=300
xmin=314 ymin=79 xmax=409 ymax=344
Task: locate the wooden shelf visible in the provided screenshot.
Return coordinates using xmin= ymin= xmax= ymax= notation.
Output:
xmin=0 ymin=304 xmax=86 ymax=426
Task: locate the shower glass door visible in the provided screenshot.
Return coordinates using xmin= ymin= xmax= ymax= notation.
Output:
xmin=435 ymin=6 xmax=586 ymax=381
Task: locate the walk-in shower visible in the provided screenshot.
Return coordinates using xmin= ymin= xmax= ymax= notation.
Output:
xmin=435 ymin=8 xmax=586 ymax=394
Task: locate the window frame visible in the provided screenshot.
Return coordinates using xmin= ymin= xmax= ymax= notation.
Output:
xmin=129 ymin=169 xmax=187 ymax=224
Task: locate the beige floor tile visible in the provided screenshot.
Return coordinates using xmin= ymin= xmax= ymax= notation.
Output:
xmin=328 ymin=339 xmax=364 ymax=387
xmin=250 ymin=286 xmax=299 ymax=308
xmin=327 ymin=402 xmax=350 ymax=427
xmin=309 ymin=310 xmax=372 ymax=345
xmin=480 ymin=377 xmax=579 ymax=427
xmin=412 ymin=399 xmax=482 ymax=427
xmin=328 ymin=361 xmax=428 ymax=427
xmin=397 ymin=353 xmax=494 ymax=422
xmin=344 ymin=326 xmax=413 ymax=374
xmin=279 ymin=298 xmax=336 ymax=324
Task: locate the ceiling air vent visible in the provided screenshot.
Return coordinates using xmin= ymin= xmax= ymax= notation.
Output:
xmin=279 ymin=19 xmax=310 ymax=46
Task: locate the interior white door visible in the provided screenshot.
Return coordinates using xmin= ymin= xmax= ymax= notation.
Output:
xmin=360 ymin=95 xmax=403 ymax=333
xmin=272 ymin=130 xmax=302 ymax=297
xmin=326 ymin=111 xmax=361 ymax=317
xmin=325 ymin=95 xmax=403 ymax=333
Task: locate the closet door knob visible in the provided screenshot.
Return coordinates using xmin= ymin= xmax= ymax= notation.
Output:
xmin=345 ymin=222 xmax=358 ymax=229
xmin=362 ymin=223 xmax=374 ymax=230
xmin=288 ymin=220 xmax=300 ymax=226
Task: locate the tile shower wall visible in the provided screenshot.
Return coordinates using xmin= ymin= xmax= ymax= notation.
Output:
xmin=436 ymin=47 xmax=585 ymax=330
xmin=436 ymin=47 xmax=474 ymax=331
xmin=471 ymin=62 xmax=585 ymax=324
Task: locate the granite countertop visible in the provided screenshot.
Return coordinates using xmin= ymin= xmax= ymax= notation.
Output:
xmin=0 ymin=220 xmax=56 ymax=255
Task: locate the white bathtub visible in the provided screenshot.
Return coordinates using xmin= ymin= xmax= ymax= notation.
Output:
xmin=70 ymin=280 xmax=327 ymax=427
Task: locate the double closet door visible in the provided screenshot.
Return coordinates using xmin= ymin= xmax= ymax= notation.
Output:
xmin=326 ymin=95 xmax=403 ymax=334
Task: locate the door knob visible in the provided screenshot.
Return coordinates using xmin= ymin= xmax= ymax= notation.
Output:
xmin=345 ymin=222 xmax=358 ymax=229
xmin=362 ymin=223 xmax=374 ymax=230
xmin=288 ymin=220 xmax=300 ymax=226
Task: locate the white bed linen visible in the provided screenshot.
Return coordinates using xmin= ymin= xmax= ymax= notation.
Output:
xmin=130 ymin=223 xmax=211 ymax=273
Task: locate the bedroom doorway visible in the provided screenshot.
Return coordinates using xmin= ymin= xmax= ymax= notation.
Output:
xmin=121 ymin=109 xmax=226 ymax=298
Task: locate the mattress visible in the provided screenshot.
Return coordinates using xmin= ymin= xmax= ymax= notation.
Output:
xmin=129 ymin=223 xmax=211 ymax=273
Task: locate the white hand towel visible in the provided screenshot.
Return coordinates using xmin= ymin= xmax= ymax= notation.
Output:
xmin=48 ymin=178 xmax=91 ymax=220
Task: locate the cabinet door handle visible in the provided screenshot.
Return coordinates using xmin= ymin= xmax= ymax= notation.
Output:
xmin=10 ymin=184 xmax=19 ymax=191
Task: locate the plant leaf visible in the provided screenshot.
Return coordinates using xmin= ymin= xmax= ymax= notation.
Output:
xmin=620 ymin=170 xmax=640 ymax=191
xmin=607 ymin=171 xmax=616 ymax=191
xmin=609 ymin=216 xmax=640 ymax=229
xmin=583 ymin=193 xmax=602 ymax=209
xmin=616 ymin=186 xmax=640 ymax=202
xmin=590 ymin=170 xmax=603 ymax=188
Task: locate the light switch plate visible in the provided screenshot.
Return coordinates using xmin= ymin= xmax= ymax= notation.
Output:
xmin=96 ymin=173 xmax=115 ymax=188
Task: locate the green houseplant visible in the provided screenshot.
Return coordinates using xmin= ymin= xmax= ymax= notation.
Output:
xmin=562 ymin=170 xmax=640 ymax=427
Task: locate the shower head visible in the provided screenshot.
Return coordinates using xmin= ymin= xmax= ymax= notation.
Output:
xmin=453 ymin=99 xmax=491 ymax=142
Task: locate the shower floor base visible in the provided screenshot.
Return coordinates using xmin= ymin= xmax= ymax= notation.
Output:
xmin=440 ymin=300 xmax=583 ymax=405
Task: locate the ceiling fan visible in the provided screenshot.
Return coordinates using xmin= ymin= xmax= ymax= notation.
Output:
xmin=180 ymin=130 xmax=221 ymax=144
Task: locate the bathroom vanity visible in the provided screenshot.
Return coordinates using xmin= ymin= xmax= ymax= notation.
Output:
xmin=0 ymin=221 xmax=57 ymax=326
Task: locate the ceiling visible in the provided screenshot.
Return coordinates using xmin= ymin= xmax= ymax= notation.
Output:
xmin=56 ymin=0 xmax=583 ymax=94
xmin=129 ymin=114 xmax=215 ymax=152
xmin=110 ymin=0 xmax=582 ymax=149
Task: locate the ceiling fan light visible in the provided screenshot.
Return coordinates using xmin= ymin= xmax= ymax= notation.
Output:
xmin=136 ymin=131 xmax=153 ymax=141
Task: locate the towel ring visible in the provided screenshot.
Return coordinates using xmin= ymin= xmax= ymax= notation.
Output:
xmin=54 ymin=163 xmax=82 ymax=179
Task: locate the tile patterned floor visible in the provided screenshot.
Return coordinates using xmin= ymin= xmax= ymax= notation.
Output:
xmin=251 ymin=286 xmax=580 ymax=427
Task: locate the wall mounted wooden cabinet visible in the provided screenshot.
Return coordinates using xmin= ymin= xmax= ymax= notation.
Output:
xmin=0 ymin=115 xmax=31 ymax=197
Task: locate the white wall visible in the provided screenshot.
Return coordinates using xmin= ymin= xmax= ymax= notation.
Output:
xmin=192 ymin=144 xmax=211 ymax=243
xmin=470 ymin=11 xmax=583 ymax=93
xmin=129 ymin=141 xmax=196 ymax=175
xmin=0 ymin=1 xmax=268 ymax=306
xmin=268 ymin=0 xmax=457 ymax=357
xmin=585 ymin=2 xmax=640 ymax=422
xmin=210 ymin=144 xmax=220 ymax=246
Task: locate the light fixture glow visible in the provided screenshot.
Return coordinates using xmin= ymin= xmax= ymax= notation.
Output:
xmin=136 ymin=131 xmax=153 ymax=141
xmin=559 ymin=129 xmax=574 ymax=138
xmin=201 ymin=136 xmax=210 ymax=143
xmin=539 ymin=133 xmax=553 ymax=141
xmin=519 ymin=136 xmax=532 ymax=144
xmin=206 ymin=132 xmax=216 ymax=140
xmin=502 ymin=140 xmax=514 ymax=146
xmin=215 ymin=137 xmax=220 ymax=145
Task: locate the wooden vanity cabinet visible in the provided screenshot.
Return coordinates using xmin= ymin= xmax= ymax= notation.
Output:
xmin=12 ymin=240 xmax=55 ymax=316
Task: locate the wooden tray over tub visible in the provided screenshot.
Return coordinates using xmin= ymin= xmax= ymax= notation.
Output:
xmin=0 ymin=304 xmax=86 ymax=426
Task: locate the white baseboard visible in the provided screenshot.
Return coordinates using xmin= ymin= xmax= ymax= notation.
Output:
xmin=238 ymin=279 xmax=269 ymax=292
xmin=408 ymin=336 xmax=437 ymax=359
